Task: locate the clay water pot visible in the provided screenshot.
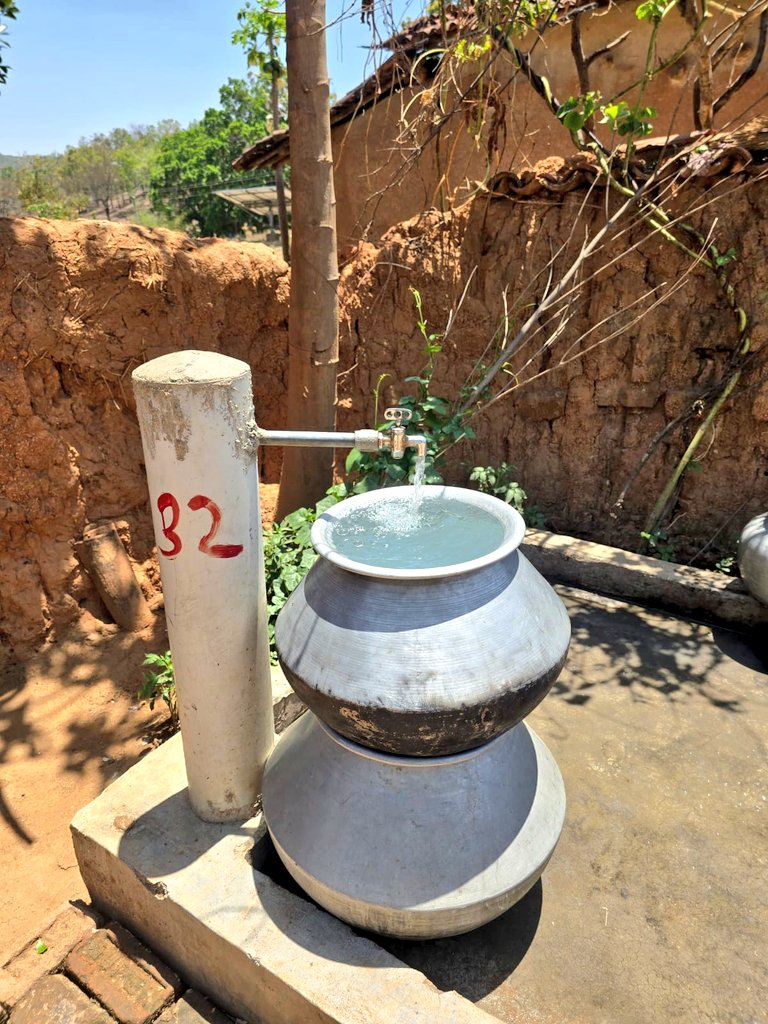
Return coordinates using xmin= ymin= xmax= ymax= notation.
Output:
xmin=275 ymin=485 xmax=570 ymax=756
xmin=738 ymin=512 xmax=768 ymax=605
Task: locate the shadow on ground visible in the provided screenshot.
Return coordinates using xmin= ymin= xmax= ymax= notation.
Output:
xmin=377 ymin=881 xmax=543 ymax=1002
xmin=550 ymin=586 xmax=767 ymax=713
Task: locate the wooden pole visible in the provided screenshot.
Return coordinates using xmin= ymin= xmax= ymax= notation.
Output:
xmin=275 ymin=0 xmax=339 ymax=519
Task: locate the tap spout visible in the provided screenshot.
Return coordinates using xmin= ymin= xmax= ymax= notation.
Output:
xmin=378 ymin=429 xmax=428 ymax=460
xmin=408 ymin=435 xmax=428 ymax=460
xmin=378 ymin=407 xmax=428 ymax=461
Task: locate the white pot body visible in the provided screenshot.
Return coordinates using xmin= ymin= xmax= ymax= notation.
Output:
xmin=262 ymin=712 xmax=566 ymax=939
xmin=738 ymin=512 xmax=768 ymax=605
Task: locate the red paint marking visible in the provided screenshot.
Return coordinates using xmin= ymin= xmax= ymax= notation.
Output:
xmin=157 ymin=492 xmax=182 ymax=557
xmin=188 ymin=494 xmax=244 ymax=559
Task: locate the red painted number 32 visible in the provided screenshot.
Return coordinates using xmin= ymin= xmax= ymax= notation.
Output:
xmin=156 ymin=492 xmax=244 ymax=559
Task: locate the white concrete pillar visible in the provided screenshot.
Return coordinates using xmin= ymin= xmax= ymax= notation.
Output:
xmin=132 ymin=351 xmax=274 ymax=822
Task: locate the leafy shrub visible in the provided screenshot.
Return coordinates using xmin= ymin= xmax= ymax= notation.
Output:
xmin=469 ymin=463 xmax=547 ymax=528
xmin=262 ymin=491 xmax=342 ymax=663
xmin=344 ymin=289 xmax=476 ymax=493
xmin=640 ymin=529 xmax=678 ymax=562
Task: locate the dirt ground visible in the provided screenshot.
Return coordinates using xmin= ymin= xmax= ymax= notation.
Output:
xmin=0 ymin=484 xmax=280 ymax=963
xmin=0 ymin=614 xmax=170 ymax=959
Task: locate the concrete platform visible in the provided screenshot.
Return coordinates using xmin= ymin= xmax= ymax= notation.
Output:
xmin=72 ymin=587 xmax=768 ymax=1024
xmin=522 ymin=529 xmax=768 ymax=629
xmin=70 ymin=727 xmax=495 ymax=1024
xmin=384 ymin=587 xmax=768 ymax=1023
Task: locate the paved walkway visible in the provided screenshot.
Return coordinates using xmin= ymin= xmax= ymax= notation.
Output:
xmin=382 ymin=587 xmax=768 ymax=1023
xmin=1 ymin=904 xmax=236 ymax=1022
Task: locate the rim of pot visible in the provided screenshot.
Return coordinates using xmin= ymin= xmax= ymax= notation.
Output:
xmin=310 ymin=484 xmax=526 ymax=580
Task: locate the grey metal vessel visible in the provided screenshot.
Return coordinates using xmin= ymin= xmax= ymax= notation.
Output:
xmin=262 ymin=711 xmax=566 ymax=939
xmin=265 ymin=483 xmax=569 ymax=938
xmin=276 ymin=486 xmax=571 ymax=756
xmin=738 ymin=512 xmax=768 ymax=605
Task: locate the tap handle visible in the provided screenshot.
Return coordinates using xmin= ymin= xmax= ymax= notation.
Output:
xmin=384 ymin=407 xmax=412 ymax=427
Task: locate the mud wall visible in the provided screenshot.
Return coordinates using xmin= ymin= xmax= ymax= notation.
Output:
xmin=336 ymin=176 xmax=768 ymax=556
xmin=2 ymin=180 xmax=767 ymax=653
xmin=0 ymin=217 xmax=289 ymax=651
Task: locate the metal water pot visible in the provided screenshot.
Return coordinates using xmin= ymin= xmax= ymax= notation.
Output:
xmin=738 ymin=512 xmax=768 ymax=605
xmin=262 ymin=710 xmax=565 ymax=938
xmin=275 ymin=485 xmax=571 ymax=756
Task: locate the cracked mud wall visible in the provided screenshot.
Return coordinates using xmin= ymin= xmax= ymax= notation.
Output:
xmin=3 ymin=179 xmax=767 ymax=651
xmin=336 ymin=176 xmax=768 ymax=557
xmin=0 ymin=217 xmax=289 ymax=651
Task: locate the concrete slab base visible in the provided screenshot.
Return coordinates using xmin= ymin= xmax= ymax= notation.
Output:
xmin=71 ymin=729 xmax=496 ymax=1024
xmin=70 ymin=596 xmax=767 ymax=1024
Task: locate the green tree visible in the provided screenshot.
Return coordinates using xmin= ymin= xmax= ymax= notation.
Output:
xmin=114 ymin=121 xmax=180 ymax=199
xmin=0 ymin=1 xmax=18 ymax=91
xmin=16 ymin=156 xmax=79 ymax=218
xmin=63 ymin=131 xmax=135 ymax=219
xmin=0 ymin=165 xmax=21 ymax=216
xmin=149 ymin=76 xmax=271 ymax=237
xmin=233 ymin=0 xmax=290 ymax=261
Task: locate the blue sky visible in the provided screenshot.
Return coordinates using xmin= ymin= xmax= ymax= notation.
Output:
xmin=0 ymin=0 xmax=422 ymax=156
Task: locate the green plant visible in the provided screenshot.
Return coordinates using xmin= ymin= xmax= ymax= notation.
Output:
xmin=138 ymin=651 xmax=178 ymax=727
xmin=640 ymin=529 xmax=677 ymax=562
xmin=599 ymin=100 xmax=656 ymax=138
xmin=345 ymin=289 xmax=476 ymax=492
xmin=262 ymin=491 xmax=341 ymax=663
xmin=469 ymin=464 xmax=547 ymax=528
xmin=714 ymin=554 xmax=736 ymax=575
xmin=127 ymin=208 xmax=188 ymax=232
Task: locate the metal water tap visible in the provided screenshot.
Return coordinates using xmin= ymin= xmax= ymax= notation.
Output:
xmin=253 ymin=406 xmax=427 ymax=459
xmin=379 ymin=408 xmax=428 ymax=460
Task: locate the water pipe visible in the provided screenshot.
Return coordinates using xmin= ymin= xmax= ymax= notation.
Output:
xmin=255 ymin=406 xmax=427 ymax=461
xmin=133 ymin=351 xmax=274 ymax=823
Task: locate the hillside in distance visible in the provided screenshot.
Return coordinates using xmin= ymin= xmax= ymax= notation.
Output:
xmin=0 ymin=153 xmax=31 ymax=169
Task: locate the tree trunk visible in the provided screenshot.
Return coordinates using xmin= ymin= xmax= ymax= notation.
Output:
xmin=270 ymin=59 xmax=291 ymax=264
xmin=275 ymin=0 xmax=339 ymax=518
xmin=274 ymin=167 xmax=290 ymax=263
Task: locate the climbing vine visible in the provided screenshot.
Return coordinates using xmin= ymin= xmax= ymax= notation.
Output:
xmin=391 ymin=0 xmax=767 ymax=554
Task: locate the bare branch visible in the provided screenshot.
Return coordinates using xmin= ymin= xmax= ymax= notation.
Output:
xmin=682 ymin=0 xmax=715 ymax=129
xmin=458 ymin=180 xmax=658 ymax=411
xmin=586 ymin=31 xmax=631 ymax=67
xmin=482 ymin=250 xmax=706 ymax=414
xmin=570 ymin=15 xmax=592 ymax=100
xmin=714 ymin=6 xmax=768 ymax=114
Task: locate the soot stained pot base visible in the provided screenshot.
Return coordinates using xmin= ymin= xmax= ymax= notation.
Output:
xmin=275 ymin=486 xmax=571 ymax=757
xmin=281 ymin=643 xmax=568 ymax=756
xmin=262 ymin=712 xmax=566 ymax=939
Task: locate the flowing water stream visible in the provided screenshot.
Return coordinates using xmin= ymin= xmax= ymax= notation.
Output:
xmin=412 ymin=451 xmax=426 ymax=505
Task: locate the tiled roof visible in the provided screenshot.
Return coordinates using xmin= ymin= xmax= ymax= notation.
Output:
xmin=234 ymin=0 xmax=614 ymax=172
xmin=486 ymin=118 xmax=768 ymax=198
